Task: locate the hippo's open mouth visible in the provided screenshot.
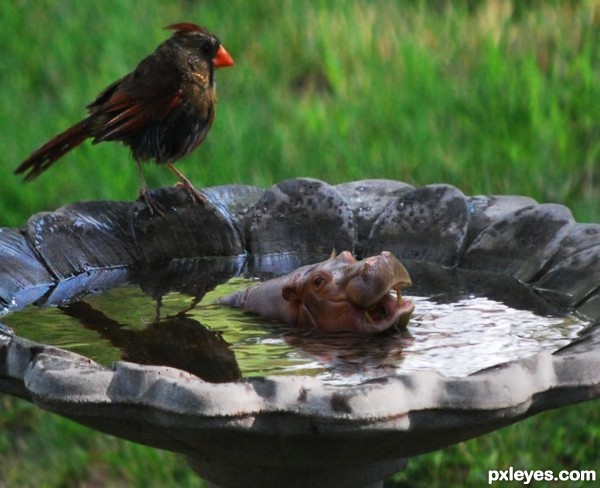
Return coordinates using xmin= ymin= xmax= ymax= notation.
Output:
xmin=358 ymin=285 xmax=415 ymax=332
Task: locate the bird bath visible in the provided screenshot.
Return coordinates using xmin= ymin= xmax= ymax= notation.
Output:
xmin=1 ymin=178 xmax=599 ymax=488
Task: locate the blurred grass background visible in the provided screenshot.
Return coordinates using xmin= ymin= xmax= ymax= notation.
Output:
xmin=0 ymin=0 xmax=599 ymax=486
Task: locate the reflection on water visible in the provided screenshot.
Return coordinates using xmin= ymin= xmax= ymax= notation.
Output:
xmin=3 ymin=277 xmax=589 ymax=386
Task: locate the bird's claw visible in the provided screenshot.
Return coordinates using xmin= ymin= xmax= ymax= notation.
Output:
xmin=175 ymin=180 xmax=210 ymax=206
xmin=139 ymin=188 xmax=166 ymax=216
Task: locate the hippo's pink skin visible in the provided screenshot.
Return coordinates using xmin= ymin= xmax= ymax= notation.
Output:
xmin=219 ymin=251 xmax=414 ymax=334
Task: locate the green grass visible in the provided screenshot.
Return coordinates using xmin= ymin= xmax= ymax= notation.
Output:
xmin=1 ymin=0 xmax=599 ymax=486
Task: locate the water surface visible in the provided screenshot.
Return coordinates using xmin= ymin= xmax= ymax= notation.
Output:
xmin=4 ymin=277 xmax=588 ymax=385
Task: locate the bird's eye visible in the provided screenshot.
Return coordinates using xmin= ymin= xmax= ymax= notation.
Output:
xmin=201 ymin=40 xmax=215 ymax=57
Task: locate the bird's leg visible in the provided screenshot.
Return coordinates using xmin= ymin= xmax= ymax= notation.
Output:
xmin=167 ymin=163 xmax=209 ymax=205
xmin=136 ymin=160 xmax=165 ymax=215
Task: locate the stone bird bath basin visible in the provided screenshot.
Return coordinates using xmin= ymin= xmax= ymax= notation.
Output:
xmin=1 ymin=178 xmax=599 ymax=487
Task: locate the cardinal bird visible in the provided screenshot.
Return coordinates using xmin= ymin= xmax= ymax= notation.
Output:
xmin=15 ymin=23 xmax=234 ymax=212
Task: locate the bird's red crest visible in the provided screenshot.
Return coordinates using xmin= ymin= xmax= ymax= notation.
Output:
xmin=166 ymin=23 xmax=205 ymax=34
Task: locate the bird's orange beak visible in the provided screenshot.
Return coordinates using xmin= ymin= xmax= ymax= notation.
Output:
xmin=213 ymin=45 xmax=235 ymax=68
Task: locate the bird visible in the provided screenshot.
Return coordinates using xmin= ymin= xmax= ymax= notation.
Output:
xmin=15 ymin=22 xmax=235 ymax=213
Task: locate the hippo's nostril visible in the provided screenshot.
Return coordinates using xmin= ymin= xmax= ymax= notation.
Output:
xmin=361 ymin=261 xmax=374 ymax=276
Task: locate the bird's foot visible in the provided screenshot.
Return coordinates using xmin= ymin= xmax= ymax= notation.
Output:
xmin=139 ymin=187 xmax=166 ymax=216
xmin=166 ymin=163 xmax=210 ymax=206
xmin=175 ymin=180 xmax=210 ymax=206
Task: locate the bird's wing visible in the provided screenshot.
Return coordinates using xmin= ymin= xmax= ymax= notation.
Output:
xmin=88 ymin=54 xmax=184 ymax=142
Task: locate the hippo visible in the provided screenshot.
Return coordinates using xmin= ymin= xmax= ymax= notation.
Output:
xmin=219 ymin=251 xmax=415 ymax=334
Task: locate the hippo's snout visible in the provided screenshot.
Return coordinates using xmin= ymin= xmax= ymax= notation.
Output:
xmin=346 ymin=252 xmax=412 ymax=308
xmin=339 ymin=252 xmax=414 ymax=332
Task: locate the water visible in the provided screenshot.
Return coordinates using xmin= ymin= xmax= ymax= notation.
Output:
xmin=3 ymin=277 xmax=589 ymax=385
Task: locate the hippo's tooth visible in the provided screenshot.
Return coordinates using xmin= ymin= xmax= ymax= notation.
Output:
xmin=364 ymin=310 xmax=374 ymax=324
xmin=393 ymin=287 xmax=403 ymax=308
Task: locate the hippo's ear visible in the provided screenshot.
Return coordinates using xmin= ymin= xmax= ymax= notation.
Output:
xmin=282 ymin=282 xmax=301 ymax=303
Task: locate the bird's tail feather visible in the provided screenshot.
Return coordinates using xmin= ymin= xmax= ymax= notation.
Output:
xmin=15 ymin=120 xmax=90 ymax=181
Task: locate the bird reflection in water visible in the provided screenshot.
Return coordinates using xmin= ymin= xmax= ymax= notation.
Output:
xmin=60 ymin=299 xmax=241 ymax=383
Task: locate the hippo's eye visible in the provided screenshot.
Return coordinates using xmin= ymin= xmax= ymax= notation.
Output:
xmin=313 ymin=276 xmax=325 ymax=289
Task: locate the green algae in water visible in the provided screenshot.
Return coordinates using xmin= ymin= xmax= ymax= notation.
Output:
xmin=4 ymin=279 xmax=590 ymax=385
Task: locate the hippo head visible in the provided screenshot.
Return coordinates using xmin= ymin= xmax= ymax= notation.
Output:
xmin=281 ymin=251 xmax=415 ymax=333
